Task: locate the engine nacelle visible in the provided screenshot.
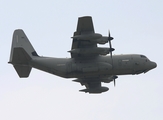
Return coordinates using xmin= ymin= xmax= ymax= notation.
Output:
xmin=101 ymin=75 xmax=118 ymax=83
xmin=79 ymin=87 xmax=109 ymax=93
xmin=72 ymin=33 xmax=102 ymax=40
xmin=95 ymin=36 xmax=108 ymax=44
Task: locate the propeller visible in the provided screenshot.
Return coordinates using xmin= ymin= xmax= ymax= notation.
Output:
xmin=108 ymin=30 xmax=116 ymax=86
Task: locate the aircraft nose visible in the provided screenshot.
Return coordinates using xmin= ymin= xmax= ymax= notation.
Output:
xmin=154 ymin=62 xmax=157 ymax=68
xmin=144 ymin=61 xmax=157 ymax=73
xmin=150 ymin=61 xmax=157 ymax=69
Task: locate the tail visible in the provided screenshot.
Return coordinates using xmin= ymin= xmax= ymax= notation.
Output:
xmin=8 ymin=29 xmax=39 ymax=77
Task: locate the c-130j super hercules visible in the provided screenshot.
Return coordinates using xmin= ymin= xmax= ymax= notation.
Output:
xmin=9 ymin=16 xmax=157 ymax=94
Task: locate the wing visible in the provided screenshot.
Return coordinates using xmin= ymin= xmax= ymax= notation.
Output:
xmin=76 ymin=16 xmax=95 ymax=34
xmin=73 ymin=78 xmax=109 ymax=93
xmin=69 ymin=16 xmax=111 ymax=59
xmin=70 ymin=16 xmax=98 ymax=59
xmin=73 ymin=75 xmax=118 ymax=93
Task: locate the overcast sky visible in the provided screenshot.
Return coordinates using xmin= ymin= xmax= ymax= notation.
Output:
xmin=0 ymin=0 xmax=163 ymax=120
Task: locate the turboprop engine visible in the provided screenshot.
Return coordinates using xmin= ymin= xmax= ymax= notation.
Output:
xmin=72 ymin=33 xmax=102 ymax=40
xmin=79 ymin=87 xmax=109 ymax=93
xmin=72 ymin=33 xmax=109 ymax=44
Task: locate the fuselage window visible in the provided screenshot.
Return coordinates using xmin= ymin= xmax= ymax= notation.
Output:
xmin=140 ymin=55 xmax=147 ymax=58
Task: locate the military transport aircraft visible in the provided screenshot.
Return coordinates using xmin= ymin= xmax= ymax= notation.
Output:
xmin=9 ymin=16 xmax=157 ymax=93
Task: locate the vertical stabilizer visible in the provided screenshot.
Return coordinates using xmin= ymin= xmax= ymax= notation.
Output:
xmin=9 ymin=29 xmax=39 ymax=77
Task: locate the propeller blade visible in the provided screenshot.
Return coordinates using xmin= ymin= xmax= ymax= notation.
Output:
xmin=109 ymin=40 xmax=112 ymax=49
xmin=108 ymin=30 xmax=116 ymax=87
xmin=108 ymin=30 xmax=114 ymax=41
xmin=108 ymin=30 xmax=114 ymax=57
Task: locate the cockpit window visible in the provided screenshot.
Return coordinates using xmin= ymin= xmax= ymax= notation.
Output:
xmin=140 ymin=55 xmax=147 ymax=58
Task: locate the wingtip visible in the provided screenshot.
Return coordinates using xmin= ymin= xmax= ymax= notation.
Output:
xmin=79 ymin=16 xmax=92 ymax=19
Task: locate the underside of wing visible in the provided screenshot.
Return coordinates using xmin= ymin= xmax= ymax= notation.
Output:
xmin=73 ymin=75 xmax=118 ymax=93
xmin=69 ymin=16 xmax=111 ymax=59
xmin=74 ymin=78 xmax=109 ymax=93
xmin=69 ymin=16 xmax=97 ymax=58
xmin=70 ymin=16 xmax=97 ymax=59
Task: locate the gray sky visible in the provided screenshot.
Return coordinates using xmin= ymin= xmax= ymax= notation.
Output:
xmin=0 ymin=0 xmax=163 ymax=120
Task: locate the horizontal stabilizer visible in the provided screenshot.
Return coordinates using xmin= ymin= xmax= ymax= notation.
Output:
xmin=9 ymin=48 xmax=32 ymax=78
xmin=14 ymin=65 xmax=31 ymax=78
xmin=9 ymin=47 xmax=31 ymax=65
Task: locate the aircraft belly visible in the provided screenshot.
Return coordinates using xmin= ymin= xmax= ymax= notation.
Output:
xmin=68 ymin=70 xmax=110 ymax=78
xmin=67 ymin=55 xmax=135 ymax=78
xmin=67 ymin=62 xmax=112 ymax=77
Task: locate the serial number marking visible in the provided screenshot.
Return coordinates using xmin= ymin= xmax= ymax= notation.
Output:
xmin=122 ymin=59 xmax=129 ymax=61
xmin=57 ymin=64 xmax=65 ymax=66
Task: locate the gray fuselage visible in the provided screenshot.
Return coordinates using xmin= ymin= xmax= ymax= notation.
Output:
xmin=30 ymin=54 xmax=156 ymax=79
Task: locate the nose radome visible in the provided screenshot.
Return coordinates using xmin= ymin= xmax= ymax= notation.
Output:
xmin=153 ymin=62 xmax=157 ymax=68
xmin=151 ymin=61 xmax=157 ymax=69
